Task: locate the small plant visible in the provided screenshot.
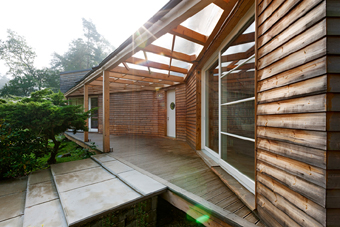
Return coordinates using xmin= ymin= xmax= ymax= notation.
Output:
xmin=0 ymin=121 xmax=45 ymax=179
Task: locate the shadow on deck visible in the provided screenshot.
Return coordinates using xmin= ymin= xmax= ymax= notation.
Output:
xmin=66 ymin=132 xmax=264 ymax=227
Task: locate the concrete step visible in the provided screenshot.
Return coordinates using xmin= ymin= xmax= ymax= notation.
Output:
xmin=23 ymin=169 xmax=68 ymax=227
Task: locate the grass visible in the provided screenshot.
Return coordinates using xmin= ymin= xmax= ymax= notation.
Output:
xmin=38 ymin=134 xmax=96 ymax=166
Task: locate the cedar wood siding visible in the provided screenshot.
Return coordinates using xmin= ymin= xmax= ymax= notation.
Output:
xmin=97 ymin=84 xmax=186 ymax=141
xmin=255 ymin=0 xmax=340 ymax=226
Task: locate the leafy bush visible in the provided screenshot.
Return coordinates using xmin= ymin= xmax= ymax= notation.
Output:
xmin=0 ymin=89 xmax=91 ymax=164
xmin=0 ymin=121 xmax=45 ymax=179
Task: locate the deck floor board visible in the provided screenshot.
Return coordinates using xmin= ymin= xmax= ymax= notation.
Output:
xmin=67 ymin=132 xmax=262 ymax=225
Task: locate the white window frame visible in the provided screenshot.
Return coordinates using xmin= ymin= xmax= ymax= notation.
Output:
xmin=201 ymin=57 xmax=220 ymax=159
xmin=88 ymin=96 xmax=99 ymax=132
xmin=219 ymin=54 xmax=255 ymax=194
xmin=201 ymin=5 xmax=256 ymax=194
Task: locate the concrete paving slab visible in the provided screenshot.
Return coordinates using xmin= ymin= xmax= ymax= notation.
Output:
xmin=26 ymin=181 xmax=58 ymax=208
xmin=28 ymin=169 xmax=52 ymax=185
xmin=54 ymin=166 xmax=115 ymax=192
xmin=103 ymin=160 xmax=133 ymax=174
xmin=92 ymin=154 xmax=116 ymax=163
xmin=119 ymin=170 xmax=167 ymax=196
xmin=0 ymin=216 xmax=23 ymax=227
xmin=23 ymin=199 xmax=67 ymax=227
xmin=0 ymin=177 xmax=27 ymax=197
xmin=51 ymin=158 xmax=99 ymax=176
xmin=0 ymin=192 xmax=25 ymax=222
xmin=60 ymin=178 xmax=141 ymax=226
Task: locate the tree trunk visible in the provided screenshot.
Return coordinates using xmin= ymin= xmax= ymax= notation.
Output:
xmin=48 ymin=136 xmax=60 ymax=164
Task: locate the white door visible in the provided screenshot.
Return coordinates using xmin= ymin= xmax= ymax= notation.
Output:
xmin=167 ymin=90 xmax=176 ymax=137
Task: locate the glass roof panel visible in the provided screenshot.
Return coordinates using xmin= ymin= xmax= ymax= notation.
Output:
xmin=170 ymin=71 xmax=186 ymax=77
xmin=145 ymin=52 xmax=170 ymax=65
xmin=174 ymin=36 xmax=203 ymax=56
xmin=132 ymin=50 xmax=146 ymax=59
xmin=125 ymin=62 xmax=149 ymax=71
xmin=171 ymin=59 xmax=192 ymax=70
xmin=180 ymin=3 xmax=223 ymax=37
xmin=150 ymin=67 xmax=169 ymax=75
xmin=151 ymin=33 xmax=174 ymax=50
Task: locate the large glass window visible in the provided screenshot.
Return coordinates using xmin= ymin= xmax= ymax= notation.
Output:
xmin=205 ymin=61 xmax=219 ymax=153
xmin=220 ymin=21 xmax=255 ymax=182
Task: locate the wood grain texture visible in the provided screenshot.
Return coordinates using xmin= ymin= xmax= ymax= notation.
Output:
xmin=257 ymin=149 xmax=326 ymax=187
xmin=257 ymin=172 xmax=326 ymax=225
xmin=257 ymin=94 xmax=326 ymax=115
xmin=257 ymin=138 xmax=326 ymax=169
xmin=257 ymin=113 xmax=326 ymax=131
xmin=257 ymin=160 xmax=326 ymax=207
xmin=84 ymin=84 xmax=89 ymax=142
xmin=257 ymin=75 xmax=327 ymax=104
xmin=102 ymin=71 xmax=110 ymax=152
xmin=257 ymin=126 xmax=327 ymax=150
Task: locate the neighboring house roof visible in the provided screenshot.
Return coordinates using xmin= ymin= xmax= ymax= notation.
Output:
xmin=60 ymin=69 xmax=91 ymax=93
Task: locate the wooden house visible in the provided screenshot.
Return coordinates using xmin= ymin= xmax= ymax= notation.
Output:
xmin=61 ymin=0 xmax=340 ymax=226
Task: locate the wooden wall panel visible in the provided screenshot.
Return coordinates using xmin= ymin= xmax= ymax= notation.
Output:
xmin=97 ymin=87 xmax=186 ymax=141
xmin=255 ymin=0 xmax=340 ymax=226
xmin=186 ymin=71 xmax=201 ymax=150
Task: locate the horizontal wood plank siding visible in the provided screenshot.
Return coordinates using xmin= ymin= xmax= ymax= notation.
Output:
xmin=254 ymin=0 xmax=340 ymax=226
xmin=186 ymin=72 xmax=198 ymax=150
xmin=96 ymin=88 xmax=186 ymax=140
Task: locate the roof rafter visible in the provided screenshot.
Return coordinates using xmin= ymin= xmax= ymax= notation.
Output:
xmin=221 ymin=46 xmax=254 ymax=62
xmin=89 ymin=80 xmax=157 ymax=91
xmin=109 ymin=66 xmax=184 ymax=83
xmin=110 ymin=73 xmax=176 ymax=86
xmin=169 ymin=24 xmax=207 ymax=45
xmin=125 ymin=57 xmax=188 ymax=74
xmin=95 ymin=76 xmax=167 ymax=88
xmin=144 ymin=44 xmax=196 ymax=63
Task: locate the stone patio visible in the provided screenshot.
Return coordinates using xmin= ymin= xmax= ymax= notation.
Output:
xmin=0 ymin=155 xmax=166 ymax=227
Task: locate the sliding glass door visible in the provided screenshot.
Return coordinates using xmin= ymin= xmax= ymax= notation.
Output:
xmin=203 ymin=20 xmax=255 ymax=192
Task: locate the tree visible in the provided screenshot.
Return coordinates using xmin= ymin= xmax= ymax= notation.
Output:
xmin=0 ymin=74 xmax=10 ymax=89
xmin=51 ymin=18 xmax=114 ymax=71
xmin=0 ymin=89 xmax=91 ymax=164
xmin=0 ymin=30 xmax=60 ymax=96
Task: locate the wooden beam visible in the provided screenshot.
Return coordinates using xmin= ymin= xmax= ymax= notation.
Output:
xmin=169 ymin=24 xmax=207 ymax=45
xmin=144 ymin=44 xmax=196 ymax=63
xmin=187 ymin=0 xmax=253 ymax=79
xmin=110 ymin=66 xmax=184 ymax=83
xmin=90 ymin=80 xmax=157 ymax=91
xmin=84 ymin=84 xmax=89 ymax=142
xmin=122 ymin=62 xmax=130 ymax=71
xmin=65 ymin=0 xmax=214 ymax=97
xmin=125 ymin=57 xmax=188 ymax=74
xmin=231 ymin=32 xmax=255 ymax=46
xmin=102 ymin=70 xmax=110 ymax=153
xmin=108 ymin=72 xmax=176 ymax=85
xmin=168 ymin=35 xmax=176 ymax=76
xmin=221 ymin=46 xmax=254 ymax=62
xmin=95 ymin=77 xmax=166 ymax=88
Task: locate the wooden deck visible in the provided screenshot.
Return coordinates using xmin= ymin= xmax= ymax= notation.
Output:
xmin=66 ymin=132 xmax=264 ymax=226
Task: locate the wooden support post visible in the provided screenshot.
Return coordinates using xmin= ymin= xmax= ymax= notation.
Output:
xmin=103 ymin=70 xmax=110 ymax=152
xmin=84 ymin=84 xmax=89 ymax=142
xmin=195 ymin=70 xmax=201 ymax=150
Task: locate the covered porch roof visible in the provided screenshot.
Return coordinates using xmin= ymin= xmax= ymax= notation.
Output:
xmin=64 ymin=0 xmax=254 ymax=97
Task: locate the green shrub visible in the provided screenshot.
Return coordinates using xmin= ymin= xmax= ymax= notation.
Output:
xmin=0 ymin=121 xmax=45 ymax=179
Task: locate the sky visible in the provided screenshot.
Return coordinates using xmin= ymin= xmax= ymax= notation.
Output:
xmin=0 ymin=0 xmax=169 ymax=76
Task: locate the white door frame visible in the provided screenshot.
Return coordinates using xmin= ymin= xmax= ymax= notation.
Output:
xmin=167 ymin=90 xmax=176 ymax=138
xmin=88 ymin=97 xmax=98 ymax=132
